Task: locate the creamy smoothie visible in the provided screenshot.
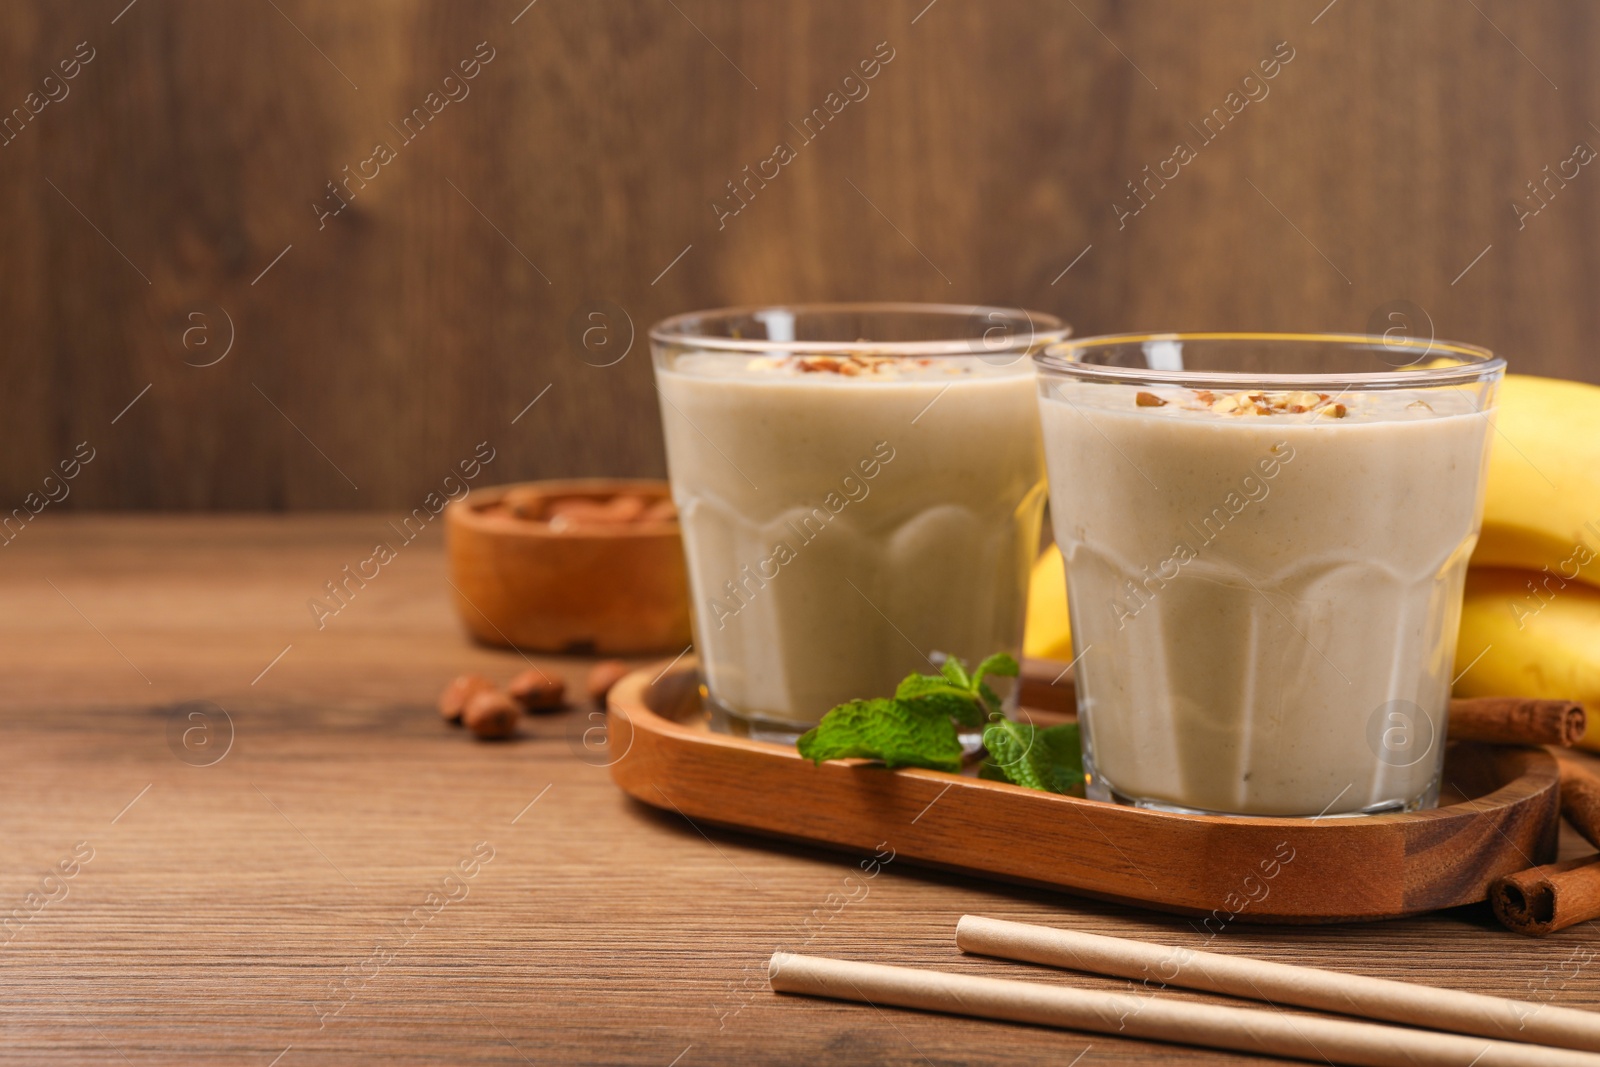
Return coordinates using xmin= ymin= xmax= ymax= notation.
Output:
xmin=1040 ymin=382 xmax=1494 ymax=816
xmin=657 ymin=352 xmax=1046 ymax=732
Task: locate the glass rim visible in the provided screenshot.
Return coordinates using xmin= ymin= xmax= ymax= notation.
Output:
xmin=1034 ymin=331 xmax=1505 ymax=390
xmin=649 ymin=301 xmax=1071 ymax=356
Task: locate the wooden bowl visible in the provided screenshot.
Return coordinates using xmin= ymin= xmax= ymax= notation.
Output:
xmin=606 ymin=657 xmax=1561 ymax=923
xmin=445 ymin=479 xmax=692 ymax=655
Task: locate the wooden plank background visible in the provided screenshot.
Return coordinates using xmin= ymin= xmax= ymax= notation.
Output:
xmin=1 ymin=0 xmax=1596 ymax=509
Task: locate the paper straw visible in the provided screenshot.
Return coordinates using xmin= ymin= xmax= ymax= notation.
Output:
xmin=769 ymin=951 xmax=1600 ymax=1067
xmin=956 ymin=915 xmax=1600 ymax=1052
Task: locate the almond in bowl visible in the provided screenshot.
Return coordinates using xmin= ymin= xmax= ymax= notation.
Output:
xmin=445 ymin=479 xmax=691 ymax=655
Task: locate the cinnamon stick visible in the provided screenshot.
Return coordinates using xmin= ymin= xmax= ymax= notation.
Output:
xmin=1450 ymin=696 xmax=1586 ymax=747
xmin=1562 ymin=762 xmax=1600 ymax=849
xmin=1491 ymin=855 xmax=1600 ymax=937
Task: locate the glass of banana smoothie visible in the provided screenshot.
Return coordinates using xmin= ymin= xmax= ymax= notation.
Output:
xmin=1034 ymin=333 xmax=1503 ymax=817
xmin=651 ymin=304 xmax=1068 ymax=741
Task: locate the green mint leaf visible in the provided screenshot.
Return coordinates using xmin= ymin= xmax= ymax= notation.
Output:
xmin=980 ymin=721 xmax=1085 ymax=795
xmin=982 ymin=719 xmax=1044 ymax=790
xmin=894 ymin=674 xmax=984 ymax=729
xmin=795 ymin=650 xmax=1023 ymax=776
xmin=977 ymin=759 xmax=1013 ymax=784
xmin=892 ymin=674 xmax=969 ymax=703
xmin=976 ymin=680 xmax=1003 ymax=718
xmin=797 ymin=698 xmax=962 ymax=772
xmin=938 ymin=656 xmax=972 ymax=690
xmin=973 ymin=653 xmax=1020 ymax=684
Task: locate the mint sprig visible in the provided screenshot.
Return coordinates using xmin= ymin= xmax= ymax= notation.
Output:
xmin=796 ymin=653 xmax=1086 ymax=796
xmin=979 ymin=720 xmax=1085 ymax=794
xmin=793 ymin=697 xmax=963 ymax=771
xmin=889 ymin=653 xmax=1012 ymax=729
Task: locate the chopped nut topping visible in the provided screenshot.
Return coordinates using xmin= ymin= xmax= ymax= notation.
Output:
xmin=773 ymin=353 xmax=960 ymax=377
xmin=791 ymin=354 xmax=906 ymax=376
xmin=1135 ymin=391 xmax=1167 ymax=407
xmin=1186 ymin=388 xmax=1356 ymax=418
xmin=797 ymin=356 xmax=842 ymax=374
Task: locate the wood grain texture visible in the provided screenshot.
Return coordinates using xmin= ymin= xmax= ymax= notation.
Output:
xmin=3 ymin=516 xmax=1600 ymax=1065
xmin=1 ymin=1 xmax=1598 ymax=508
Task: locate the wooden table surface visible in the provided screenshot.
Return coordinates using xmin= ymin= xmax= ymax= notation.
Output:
xmin=3 ymin=516 xmax=1598 ymax=1066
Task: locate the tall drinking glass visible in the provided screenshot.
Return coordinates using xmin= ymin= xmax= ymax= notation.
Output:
xmin=651 ymin=304 xmax=1069 ymax=741
xmin=1033 ymin=333 xmax=1503 ymax=816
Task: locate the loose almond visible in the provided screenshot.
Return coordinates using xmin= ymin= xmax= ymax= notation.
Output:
xmin=547 ymin=498 xmax=614 ymax=523
xmin=439 ymin=674 xmax=496 ymax=724
xmin=504 ymin=488 xmax=544 ymax=521
xmin=587 ymin=660 xmax=632 ymax=707
xmin=464 ymin=690 xmax=520 ymax=739
xmin=597 ymin=495 xmax=647 ymax=522
xmin=1135 ymin=391 xmax=1167 ymax=407
xmin=509 ymin=669 xmax=566 ymax=712
xmin=641 ymin=498 xmax=677 ymax=523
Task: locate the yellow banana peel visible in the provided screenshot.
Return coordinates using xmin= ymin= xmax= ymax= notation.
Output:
xmin=1454 ymin=567 xmax=1600 ymax=750
xmin=1024 ymin=542 xmax=1072 ymax=661
xmin=1473 ymin=374 xmax=1600 ymax=587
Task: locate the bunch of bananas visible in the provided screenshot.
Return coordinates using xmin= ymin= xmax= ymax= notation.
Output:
xmin=1454 ymin=374 xmax=1600 ymax=747
xmin=1023 ymin=374 xmax=1600 ymax=748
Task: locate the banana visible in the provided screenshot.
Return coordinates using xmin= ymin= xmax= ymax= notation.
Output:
xmin=1024 ymin=542 xmax=1073 ymax=661
xmin=1454 ymin=567 xmax=1600 ymax=749
xmin=1473 ymin=374 xmax=1600 ymax=587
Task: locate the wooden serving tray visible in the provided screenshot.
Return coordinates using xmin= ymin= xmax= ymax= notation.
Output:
xmin=607 ymin=659 xmax=1560 ymax=923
